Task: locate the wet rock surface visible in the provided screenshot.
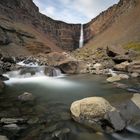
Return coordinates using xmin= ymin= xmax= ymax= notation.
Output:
xmin=70 ymin=97 xmax=127 ymax=132
xmin=71 ymin=95 xmax=140 ymax=132
xmin=0 ymin=135 xmax=9 ymax=140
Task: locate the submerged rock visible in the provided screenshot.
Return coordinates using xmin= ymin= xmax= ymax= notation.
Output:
xmin=3 ymin=124 xmax=20 ymax=131
xmin=18 ymin=92 xmax=35 ymax=101
xmin=113 ymin=82 xmax=128 ymax=89
xmin=118 ymin=74 xmax=129 ymax=79
xmin=131 ymin=72 xmax=139 ymax=78
xmin=52 ymin=128 xmax=70 ymax=139
xmin=0 ymin=118 xmax=25 ymax=124
xmin=107 ymin=75 xmax=121 ymax=82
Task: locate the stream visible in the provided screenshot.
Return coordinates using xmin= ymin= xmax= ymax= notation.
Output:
xmin=0 ymin=66 xmax=140 ymax=140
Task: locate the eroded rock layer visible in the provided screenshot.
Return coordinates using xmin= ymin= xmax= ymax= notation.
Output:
xmin=0 ymin=0 xmax=81 ymax=56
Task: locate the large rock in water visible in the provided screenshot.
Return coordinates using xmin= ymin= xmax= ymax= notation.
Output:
xmin=58 ymin=60 xmax=79 ymax=74
xmin=70 ymin=97 xmax=126 ymax=132
xmin=37 ymin=52 xmax=87 ymax=74
xmin=71 ymin=97 xmax=113 ymax=118
xmin=106 ymin=75 xmax=121 ymax=82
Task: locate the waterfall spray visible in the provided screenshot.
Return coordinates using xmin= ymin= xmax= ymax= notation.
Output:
xmin=79 ymin=24 xmax=84 ymax=48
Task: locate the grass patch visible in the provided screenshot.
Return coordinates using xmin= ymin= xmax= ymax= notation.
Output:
xmin=123 ymin=42 xmax=140 ymax=52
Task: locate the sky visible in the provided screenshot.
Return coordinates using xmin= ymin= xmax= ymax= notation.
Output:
xmin=33 ymin=0 xmax=119 ymax=24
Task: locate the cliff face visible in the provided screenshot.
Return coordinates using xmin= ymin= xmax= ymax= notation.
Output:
xmin=83 ymin=0 xmax=139 ymax=44
xmin=0 ymin=0 xmax=81 ymax=56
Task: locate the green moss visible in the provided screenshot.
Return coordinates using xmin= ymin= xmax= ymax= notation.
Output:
xmin=124 ymin=42 xmax=140 ymax=52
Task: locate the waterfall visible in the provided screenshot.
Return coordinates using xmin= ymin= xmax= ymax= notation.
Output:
xmin=79 ymin=24 xmax=84 ymax=48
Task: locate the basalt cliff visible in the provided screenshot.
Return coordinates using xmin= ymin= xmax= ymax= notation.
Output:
xmin=0 ymin=0 xmax=81 ymax=56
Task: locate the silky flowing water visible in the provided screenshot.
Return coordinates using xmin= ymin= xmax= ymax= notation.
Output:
xmin=1 ymin=70 xmax=140 ymax=140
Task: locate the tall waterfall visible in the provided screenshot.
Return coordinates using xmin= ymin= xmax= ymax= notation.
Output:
xmin=79 ymin=24 xmax=84 ymax=48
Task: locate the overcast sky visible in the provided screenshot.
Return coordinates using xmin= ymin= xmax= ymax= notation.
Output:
xmin=33 ymin=0 xmax=119 ymax=24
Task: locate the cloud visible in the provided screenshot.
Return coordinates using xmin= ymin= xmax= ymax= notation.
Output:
xmin=42 ymin=6 xmax=55 ymax=18
xmin=33 ymin=0 xmax=119 ymax=23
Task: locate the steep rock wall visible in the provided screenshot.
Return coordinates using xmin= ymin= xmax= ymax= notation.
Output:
xmin=83 ymin=0 xmax=138 ymax=44
xmin=0 ymin=0 xmax=81 ymax=52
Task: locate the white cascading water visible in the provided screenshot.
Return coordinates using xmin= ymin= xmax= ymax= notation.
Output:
xmin=3 ymin=60 xmax=63 ymax=80
xmin=52 ymin=68 xmax=62 ymax=77
xmin=79 ymin=24 xmax=84 ymax=48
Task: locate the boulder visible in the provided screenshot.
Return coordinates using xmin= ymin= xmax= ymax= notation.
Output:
xmin=18 ymin=92 xmax=35 ymax=101
xmin=59 ymin=60 xmax=79 ymax=74
xmin=114 ymin=61 xmax=130 ymax=72
xmin=131 ymin=93 xmax=140 ymax=109
xmin=118 ymin=74 xmax=129 ymax=79
xmin=113 ymin=55 xmax=131 ymax=64
xmin=92 ymin=63 xmax=104 ymax=74
xmin=70 ymin=97 xmax=126 ymax=132
xmin=52 ymin=128 xmax=70 ymax=139
xmin=70 ymin=97 xmax=113 ymax=119
xmin=0 ymin=135 xmax=9 ymax=140
xmin=104 ymin=110 xmax=125 ymax=131
xmin=128 ymin=60 xmax=140 ymax=74
xmin=37 ymin=52 xmax=85 ymax=74
xmin=0 ymin=75 xmax=9 ymax=81
xmin=1 ymin=56 xmax=16 ymax=64
xmin=3 ymin=124 xmax=20 ymax=131
xmin=0 ymin=118 xmax=25 ymax=124
xmin=113 ymin=82 xmax=128 ymax=89
xmin=131 ymin=72 xmax=139 ymax=78
xmin=118 ymin=94 xmax=140 ymax=123
xmin=71 ymin=97 xmax=114 ymax=131
xmin=106 ymin=46 xmax=126 ymax=57
xmin=93 ymin=63 xmax=103 ymax=70
xmin=106 ymin=75 xmax=121 ymax=82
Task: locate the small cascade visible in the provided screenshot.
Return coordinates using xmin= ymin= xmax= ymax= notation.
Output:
xmin=3 ymin=67 xmax=46 ymax=79
xmin=3 ymin=66 xmax=63 ymax=80
xmin=52 ymin=68 xmax=62 ymax=77
xmin=79 ymin=24 xmax=84 ymax=48
xmin=108 ymin=69 xmax=117 ymax=76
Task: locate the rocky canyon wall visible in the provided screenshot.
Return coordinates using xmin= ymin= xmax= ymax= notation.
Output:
xmin=83 ymin=0 xmax=138 ymax=44
xmin=0 ymin=0 xmax=81 ymax=53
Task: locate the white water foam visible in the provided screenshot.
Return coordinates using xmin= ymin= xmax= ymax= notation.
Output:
xmin=108 ymin=69 xmax=117 ymax=76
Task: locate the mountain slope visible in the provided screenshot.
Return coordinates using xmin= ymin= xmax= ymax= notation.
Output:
xmin=78 ymin=0 xmax=140 ymax=58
